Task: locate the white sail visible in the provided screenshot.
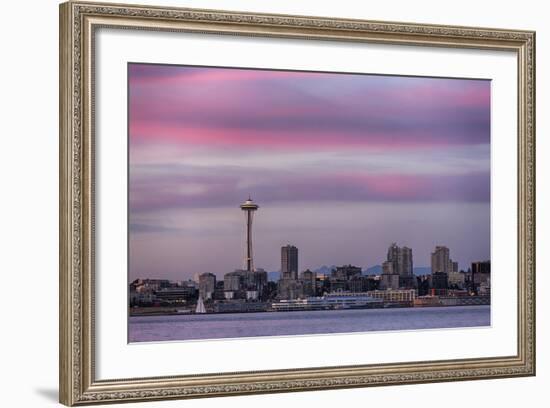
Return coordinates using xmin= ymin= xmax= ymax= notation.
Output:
xmin=195 ymin=296 xmax=206 ymax=314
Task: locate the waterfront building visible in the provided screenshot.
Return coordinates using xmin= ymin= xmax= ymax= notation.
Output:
xmin=431 ymin=246 xmax=450 ymax=273
xmin=471 ymin=260 xmax=491 ymax=294
xmin=246 ymin=290 xmax=259 ymax=300
xmin=417 ymin=274 xmax=431 ymax=296
xmin=327 ymin=264 xmax=362 ymax=293
xmin=439 ymin=294 xmax=490 ymax=306
xmin=271 ymin=294 xmax=383 ymax=311
xmin=154 ymin=287 xmax=196 ymax=305
xmin=473 ymin=271 xmax=491 ymax=286
xmin=365 ymin=275 xmax=380 ymax=291
xmin=380 ymin=272 xmax=400 ymax=291
xmin=365 ymin=289 xmax=417 ymax=305
xmin=212 ymin=281 xmax=226 ymax=300
xmin=224 ymin=270 xmax=244 ymax=292
xmin=281 ymin=245 xmax=298 ymax=280
xmin=448 ymin=271 xmax=466 ymax=289
xmin=132 ymin=278 xmax=171 ymax=293
xmin=314 ymin=289 xmax=416 ymax=307
xmin=277 ymin=278 xmax=304 ymax=300
xmin=129 ymin=291 xmax=156 ymax=307
xmin=347 ymin=276 xmax=372 ymax=293
xmin=301 ymin=269 xmax=316 ymax=296
xmin=446 ymin=289 xmax=469 ymax=297
xmin=332 ymin=264 xmax=362 ymax=280
xmin=431 ymin=271 xmax=449 ymax=292
xmin=181 ymin=279 xmax=198 ymax=289
xmin=479 ymin=280 xmax=491 ymax=296
xmin=244 ymin=268 xmax=268 ymax=292
xmin=198 ymin=272 xmax=216 ymax=300
xmin=315 ymin=274 xmax=330 ymax=296
xmin=414 ymin=296 xmax=442 ymax=307
xmin=224 ymin=268 xmax=268 ymax=298
xmin=329 ymin=279 xmax=347 ymax=292
xmin=214 ymin=300 xmax=269 ymax=313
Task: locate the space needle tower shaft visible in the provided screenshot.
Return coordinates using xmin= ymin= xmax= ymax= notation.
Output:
xmin=240 ymin=197 xmax=259 ymax=272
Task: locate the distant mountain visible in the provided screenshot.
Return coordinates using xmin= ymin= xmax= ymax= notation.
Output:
xmin=363 ymin=265 xmax=382 ymax=275
xmin=268 ymin=265 xmax=431 ymax=281
xmin=363 ymin=265 xmax=431 ymax=275
xmin=267 ymin=271 xmax=280 ymax=282
xmin=313 ymin=265 xmax=336 ymax=275
xmin=413 ymin=267 xmax=431 ymax=275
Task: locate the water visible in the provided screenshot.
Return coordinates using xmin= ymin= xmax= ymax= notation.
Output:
xmin=129 ymin=305 xmax=490 ymax=342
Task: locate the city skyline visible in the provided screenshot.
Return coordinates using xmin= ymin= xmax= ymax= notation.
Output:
xmin=129 ymin=63 xmax=491 ymax=281
xmin=131 ymin=237 xmax=489 ymax=282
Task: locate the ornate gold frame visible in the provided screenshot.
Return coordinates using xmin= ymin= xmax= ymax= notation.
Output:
xmin=59 ymin=1 xmax=536 ymax=405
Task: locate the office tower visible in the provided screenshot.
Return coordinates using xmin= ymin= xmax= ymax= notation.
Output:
xmin=431 ymin=245 xmax=450 ymax=274
xmin=386 ymin=243 xmax=414 ymax=289
xmin=448 ymin=259 xmax=459 ymax=273
xmin=387 ymin=243 xmax=413 ymax=276
xmin=281 ymin=245 xmax=298 ymax=280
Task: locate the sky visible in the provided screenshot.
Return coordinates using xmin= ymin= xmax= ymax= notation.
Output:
xmin=128 ymin=63 xmax=491 ymax=281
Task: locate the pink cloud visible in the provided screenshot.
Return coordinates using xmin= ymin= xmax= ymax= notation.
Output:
xmin=129 ymin=121 xmax=486 ymax=153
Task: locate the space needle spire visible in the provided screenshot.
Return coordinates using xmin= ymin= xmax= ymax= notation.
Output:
xmin=240 ymin=196 xmax=259 ymax=272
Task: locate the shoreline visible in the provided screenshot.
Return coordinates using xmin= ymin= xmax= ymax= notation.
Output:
xmin=129 ymin=302 xmax=490 ymax=318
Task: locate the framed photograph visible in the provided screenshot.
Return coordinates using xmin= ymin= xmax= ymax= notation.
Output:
xmin=59 ymin=1 xmax=536 ymax=405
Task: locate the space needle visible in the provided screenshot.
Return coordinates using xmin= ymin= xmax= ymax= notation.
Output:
xmin=240 ymin=196 xmax=259 ymax=272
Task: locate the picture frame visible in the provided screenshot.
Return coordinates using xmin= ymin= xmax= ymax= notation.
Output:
xmin=59 ymin=1 xmax=536 ymax=405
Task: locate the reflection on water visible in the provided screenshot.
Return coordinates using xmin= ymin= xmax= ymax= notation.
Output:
xmin=129 ymin=305 xmax=490 ymax=342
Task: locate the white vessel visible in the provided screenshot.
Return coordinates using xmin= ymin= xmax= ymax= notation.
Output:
xmin=195 ymin=295 xmax=206 ymax=314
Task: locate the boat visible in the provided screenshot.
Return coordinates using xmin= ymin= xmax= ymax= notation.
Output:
xmin=195 ymin=295 xmax=206 ymax=314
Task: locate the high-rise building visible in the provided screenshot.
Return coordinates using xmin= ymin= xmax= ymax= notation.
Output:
xmin=400 ymin=247 xmax=413 ymax=276
xmin=380 ymin=260 xmax=399 ymax=290
xmin=386 ymin=243 xmax=413 ymax=276
xmin=198 ymin=272 xmax=216 ymax=300
xmin=382 ymin=260 xmax=394 ymax=275
xmin=471 ymin=260 xmax=491 ymax=274
xmin=387 ymin=243 xmax=399 ymax=273
xmin=448 ymin=259 xmax=459 ymax=273
xmin=281 ymin=245 xmax=298 ymax=280
xmin=385 ymin=243 xmax=414 ymax=289
xmin=431 ymin=245 xmax=450 ymax=274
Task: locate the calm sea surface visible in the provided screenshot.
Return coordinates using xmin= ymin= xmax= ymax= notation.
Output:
xmin=129 ymin=305 xmax=490 ymax=342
